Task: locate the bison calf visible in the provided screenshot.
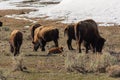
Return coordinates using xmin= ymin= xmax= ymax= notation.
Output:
xmin=9 ymin=30 xmax=23 ymax=56
xmin=47 ymin=46 xmax=63 ymax=55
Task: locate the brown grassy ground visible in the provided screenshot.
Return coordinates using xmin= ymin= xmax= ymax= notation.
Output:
xmin=0 ymin=9 xmax=120 ymax=80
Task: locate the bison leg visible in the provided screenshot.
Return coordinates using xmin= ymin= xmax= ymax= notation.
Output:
xmin=91 ymin=43 xmax=96 ymax=53
xmin=67 ymin=39 xmax=74 ymax=50
xmin=17 ymin=45 xmax=21 ymax=55
xmin=14 ymin=47 xmax=18 ymax=56
xmin=78 ymin=42 xmax=81 ymax=53
xmin=41 ymin=41 xmax=46 ymax=51
xmin=53 ymin=40 xmax=58 ymax=47
xmin=10 ymin=44 xmax=14 ymax=53
xmin=78 ymin=39 xmax=83 ymax=53
xmin=84 ymin=42 xmax=90 ymax=53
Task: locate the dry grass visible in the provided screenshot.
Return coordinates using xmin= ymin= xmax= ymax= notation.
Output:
xmin=12 ymin=53 xmax=27 ymax=72
xmin=0 ymin=9 xmax=120 ymax=80
xmin=106 ymin=65 xmax=120 ymax=77
xmin=65 ymin=52 xmax=118 ymax=73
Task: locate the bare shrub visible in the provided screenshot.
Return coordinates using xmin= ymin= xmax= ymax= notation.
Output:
xmin=12 ymin=53 xmax=27 ymax=72
xmin=65 ymin=52 xmax=118 ymax=73
xmin=2 ymin=27 xmax=10 ymax=31
xmin=0 ymin=71 xmax=6 ymax=80
xmin=106 ymin=65 xmax=120 ymax=78
xmin=65 ymin=52 xmax=88 ymax=73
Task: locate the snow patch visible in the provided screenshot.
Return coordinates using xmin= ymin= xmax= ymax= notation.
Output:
xmin=44 ymin=0 xmax=120 ymax=25
xmin=1 ymin=0 xmax=120 ymax=26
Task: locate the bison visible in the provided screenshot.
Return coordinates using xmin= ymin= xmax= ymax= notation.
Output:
xmin=47 ymin=46 xmax=63 ymax=55
xmin=75 ymin=19 xmax=106 ymax=53
xmin=9 ymin=30 xmax=23 ymax=56
xmin=30 ymin=23 xmax=42 ymax=41
xmin=32 ymin=26 xmax=59 ymax=51
xmin=64 ymin=22 xmax=91 ymax=51
xmin=64 ymin=24 xmax=76 ymax=50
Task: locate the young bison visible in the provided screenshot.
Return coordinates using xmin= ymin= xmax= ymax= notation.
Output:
xmin=32 ymin=26 xmax=59 ymax=51
xmin=9 ymin=30 xmax=23 ymax=56
xmin=47 ymin=46 xmax=63 ymax=55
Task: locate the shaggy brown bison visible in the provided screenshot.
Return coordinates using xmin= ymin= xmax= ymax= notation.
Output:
xmin=64 ymin=21 xmax=91 ymax=51
xmin=32 ymin=26 xmax=59 ymax=51
xmin=64 ymin=24 xmax=76 ymax=50
xmin=47 ymin=46 xmax=63 ymax=55
xmin=75 ymin=19 xmax=106 ymax=53
xmin=9 ymin=30 xmax=23 ymax=56
xmin=30 ymin=23 xmax=42 ymax=41
xmin=0 ymin=21 xmax=2 ymax=27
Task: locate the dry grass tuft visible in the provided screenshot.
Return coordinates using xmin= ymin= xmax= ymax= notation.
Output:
xmin=0 ymin=71 xmax=6 ymax=80
xmin=65 ymin=52 xmax=118 ymax=74
xmin=12 ymin=53 xmax=27 ymax=72
xmin=1 ymin=26 xmax=10 ymax=31
xmin=106 ymin=65 xmax=120 ymax=78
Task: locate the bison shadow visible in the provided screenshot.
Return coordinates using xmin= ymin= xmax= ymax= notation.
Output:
xmin=25 ymin=54 xmax=57 ymax=57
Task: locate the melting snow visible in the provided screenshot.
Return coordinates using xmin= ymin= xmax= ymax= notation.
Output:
xmin=0 ymin=0 xmax=120 ymax=26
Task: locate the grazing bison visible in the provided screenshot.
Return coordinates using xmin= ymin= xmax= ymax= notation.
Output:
xmin=32 ymin=26 xmax=59 ymax=51
xmin=9 ymin=30 xmax=23 ymax=56
xmin=0 ymin=21 xmax=2 ymax=27
xmin=30 ymin=23 xmax=42 ymax=41
xmin=75 ymin=19 xmax=106 ymax=53
xmin=64 ymin=23 xmax=91 ymax=51
xmin=64 ymin=24 xmax=76 ymax=50
xmin=47 ymin=46 xmax=63 ymax=55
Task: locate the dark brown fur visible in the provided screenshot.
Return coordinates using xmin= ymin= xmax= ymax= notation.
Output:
xmin=64 ymin=24 xmax=76 ymax=50
xmin=0 ymin=21 xmax=2 ymax=27
xmin=32 ymin=26 xmax=59 ymax=51
xmin=75 ymin=19 xmax=106 ymax=53
xmin=9 ymin=30 xmax=23 ymax=56
xmin=64 ymin=23 xmax=91 ymax=52
xmin=30 ymin=23 xmax=42 ymax=41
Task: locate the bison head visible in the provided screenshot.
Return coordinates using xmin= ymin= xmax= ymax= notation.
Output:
xmin=96 ymin=37 xmax=106 ymax=52
xmin=32 ymin=41 xmax=40 ymax=51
